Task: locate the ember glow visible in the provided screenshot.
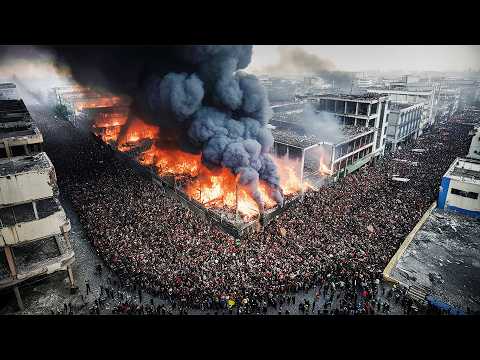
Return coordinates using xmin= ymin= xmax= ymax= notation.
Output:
xmin=92 ymin=112 xmax=128 ymax=143
xmin=117 ymin=117 xmax=160 ymax=151
xmin=74 ymin=96 xmax=123 ymax=111
xmin=92 ymin=112 xmax=322 ymax=220
xmin=139 ymin=143 xmax=201 ymax=178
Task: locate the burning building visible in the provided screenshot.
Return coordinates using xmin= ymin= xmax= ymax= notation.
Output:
xmin=0 ymin=97 xmax=75 ymax=311
xmin=53 ymin=85 xmax=131 ymax=127
xmin=45 ymin=46 xmax=320 ymax=237
xmin=270 ymin=93 xmax=389 ymax=182
xmin=83 ymin=107 xmax=308 ymax=237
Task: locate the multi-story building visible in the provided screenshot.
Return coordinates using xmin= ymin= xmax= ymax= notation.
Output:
xmin=269 ymin=93 xmax=389 ymax=183
xmin=437 ymin=157 xmax=480 ymax=218
xmin=0 ymin=98 xmax=75 ymax=311
xmin=367 ymin=84 xmax=438 ymax=134
xmin=312 ymin=93 xmax=390 ymax=159
xmin=0 ymin=99 xmax=43 ymax=159
xmin=385 ymin=102 xmax=423 ymax=152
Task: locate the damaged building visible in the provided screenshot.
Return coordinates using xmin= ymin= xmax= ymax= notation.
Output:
xmin=270 ymin=93 xmax=390 ymax=182
xmin=0 ymin=96 xmax=75 ymax=311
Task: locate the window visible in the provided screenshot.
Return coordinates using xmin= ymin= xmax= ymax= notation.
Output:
xmin=13 ymin=236 xmax=61 ymax=272
xmin=451 ymin=188 xmax=479 ymax=200
xmin=10 ymin=145 xmax=27 ymax=157
xmin=36 ymin=198 xmax=60 ymax=219
xmin=0 ymin=147 xmax=7 ymax=158
xmin=13 ymin=203 xmax=36 ymax=222
xmin=0 ymin=207 xmax=16 ymax=226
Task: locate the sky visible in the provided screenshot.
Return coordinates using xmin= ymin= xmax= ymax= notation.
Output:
xmin=248 ymin=45 xmax=480 ymax=74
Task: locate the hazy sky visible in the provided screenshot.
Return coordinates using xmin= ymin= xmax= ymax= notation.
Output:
xmin=248 ymin=45 xmax=480 ymax=73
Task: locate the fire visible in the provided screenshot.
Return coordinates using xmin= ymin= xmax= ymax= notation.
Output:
xmin=319 ymin=161 xmax=333 ymax=176
xmin=139 ymin=143 xmax=202 ymax=177
xmin=184 ymin=166 xmax=277 ymax=220
xmin=74 ymin=96 xmax=123 ymax=111
xmin=318 ymin=151 xmax=333 ymax=176
xmin=272 ymin=156 xmax=304 ymax=195
xmin=92 ymin=112 xmax=128 ymax=143
xmin=117 ymin=117 xmax=160 ymax=150
xmin=89 ymin=108 xmax=325 ymax=220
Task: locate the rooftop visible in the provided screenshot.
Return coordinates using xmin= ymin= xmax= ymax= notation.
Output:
xmin=314 ymin=93 xmax=387 ymax=101
xmin=446 ymin=157 xmax=480 ymax=184
xmin=389 ymin=102 xmax=420 ymax=111
xmin=0 ymin=152 xmax=52 ymax=177
xmin=271 ymin=120 xmax=373 ymax=148
xmin=271 ymin=126 xmax=324 ymax=148
xmin=389 ymin=208 xmax=480 ymax=311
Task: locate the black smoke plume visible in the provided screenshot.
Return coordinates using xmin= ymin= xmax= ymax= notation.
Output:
xmin=260 ymin=46 xmax=354 ymax=89
xmin=44 ymin=45 xmax=283 ymax=209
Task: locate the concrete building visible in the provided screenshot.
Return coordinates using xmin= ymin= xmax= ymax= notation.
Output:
xmin=312 ymin=93 xmax=390 ymax=160
xmin=385 ymin=102 xmax=423 ymax=152
xmin=367 ymin=85 xmax=438 ymax=134
xmin=437 ymin=157 xmax=480 ymax=218
xmin=0 ymin=99 xmax=43 ymax=159
xmin=269 ymin=93 xmax=388 ymax=183
xmin=0 ymin=83 xmax=19 ymax=100
xmin=0 ymin=97 xmax=75 ymax=311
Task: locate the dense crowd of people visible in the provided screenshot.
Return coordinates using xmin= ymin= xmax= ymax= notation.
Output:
xmin=30 ymin=106 xmax=474 ymax=314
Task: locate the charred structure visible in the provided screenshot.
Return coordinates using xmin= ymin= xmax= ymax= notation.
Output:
xmin=0 ymin=92 xmax=75 ymax=310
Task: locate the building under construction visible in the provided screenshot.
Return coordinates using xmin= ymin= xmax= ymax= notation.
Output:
xmin=270 ymin=93 xmax=390 ymax=182
xmin=0 ymin=91 xmax=75 ymax=310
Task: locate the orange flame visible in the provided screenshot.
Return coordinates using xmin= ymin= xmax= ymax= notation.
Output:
xmin=139 ymin=143 xmax=202 ymax=177
xmin=74 ymin=96 xmax=123 ymax=111
xmin=92 ymin=112 xmax=129 ymax=143
xmin=184 ymin=166 xmax=277 ymax=220
xmin=90 ymin=111 xmax=321 ymax=220
xmin=117 ymin=117 xmax=160 ymax=150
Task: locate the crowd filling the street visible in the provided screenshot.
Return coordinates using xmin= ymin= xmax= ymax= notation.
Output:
xmin=29 ymin=106 xmax=474 ymax=315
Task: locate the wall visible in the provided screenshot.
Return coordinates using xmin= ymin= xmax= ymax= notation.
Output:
xmin=444 ymin=178 xmax=480 ymax=217
xmin=0 ymin=169 xmax=55 ymax=206
xmin=0 ymin=209 xmax=71 ymax=246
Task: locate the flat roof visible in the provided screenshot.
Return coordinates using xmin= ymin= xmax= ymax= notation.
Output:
xmin=389 ymin=102 xmax=421 ymax=111
xmin=0 ymin=152 xmax=52 ymax=177
xmin=389 ymin=208 xmax=480 ymax=311
xmin=315 ymin=93 xmax=387 ymax=101
xmin=271 ymin=121 xmax=373 ymax=148
xmin=271 ymin=127 xmax=324 ymax=149
xmin=445 ymin=157 xmax=480 ymax=184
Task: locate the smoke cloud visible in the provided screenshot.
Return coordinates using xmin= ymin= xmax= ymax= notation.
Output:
xmin=39 ymin=45 xmax=283 ymax=209
xmin=301 ymin=103 xmax=343 ymax=143
xmin=0 ymin=45 xmax=74 ymax=105
xmin=260 ymin=46 xmax=354 ymax=89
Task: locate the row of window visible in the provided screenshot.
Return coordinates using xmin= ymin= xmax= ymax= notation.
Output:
xmin=0 ymin=143 xmax=42 ymax=159
xmin=317 ymin=99 xmax=377 ymax=116
xmin=335 ymin=133 xmax=374 ymax=159
xmin=0 ymin=198 xmax=59 ymax=227
xmin=450 ymin=188 xmax=479 ymax=200
xmin=334 ymin=146 xmax=373 ymax=172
